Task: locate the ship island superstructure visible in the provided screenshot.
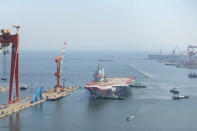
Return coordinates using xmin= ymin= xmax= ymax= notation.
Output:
xmin=85 ymin=65 xmax=135 ymax=99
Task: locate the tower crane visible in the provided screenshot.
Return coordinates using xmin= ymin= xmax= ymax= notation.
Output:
xmin=54 ymin=42 xmax=67 ymax=92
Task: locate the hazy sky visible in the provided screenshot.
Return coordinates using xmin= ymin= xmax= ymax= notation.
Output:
xmin=1 ymin=0 xmax=197 ymax=52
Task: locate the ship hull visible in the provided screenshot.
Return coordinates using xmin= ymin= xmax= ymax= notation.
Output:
xmin=85 ymin=86 xmax=129 ymax=99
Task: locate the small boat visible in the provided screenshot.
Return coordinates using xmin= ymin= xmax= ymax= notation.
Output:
xmin=173 ymin=94 xmax=189 ymax=99
xmin=188 ymin=73 xmax=197 ymax=78
xmin=127 ymin=114 xmax=135 ymax=121
xmin=170 ymin=88 xmax=179 ymax=93
xmin=97 ymin=59 xmax=113 ymax=62
xmin=129 ymin=83 xmax=146 ymax=88
xmin=1 ymin=77 xmax=7 ymax=81
xmin=20 ymin=85 xmax=29 ymax=90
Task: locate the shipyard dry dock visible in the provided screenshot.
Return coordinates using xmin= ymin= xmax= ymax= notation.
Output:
xmin=0 ymin=86 xmax=80 ymax=118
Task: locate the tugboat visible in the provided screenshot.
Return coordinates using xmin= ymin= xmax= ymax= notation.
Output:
xmin=97 ymin=57 xmax=113 ymax=62
xmin=173 ymin=93 xmax=189 ymax=99
xmin=0 ymin=77 xmax=7 ymax=81
xmin=188 ymin=72 xmax=197 ymax=78
xmin=170 ymin=88 xmax=179 ymax=94
xmin=20 ymin=85 xmax=30 ymax=90
xmin=97 ymin=59 xmax=113 ymax=62
xmin=126 ymin=114 xmax=136 ymax=121
xmin=129 ymin=83 xmax=146 ymax=88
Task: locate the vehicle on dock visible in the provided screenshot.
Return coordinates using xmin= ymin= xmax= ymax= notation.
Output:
xmin=173 ymin=94 xmax=189 ymax=99
xmin=85 ymin=65 xmax=135 ymax=99
xmin=170 ymin=88 xmax=179 ymax=94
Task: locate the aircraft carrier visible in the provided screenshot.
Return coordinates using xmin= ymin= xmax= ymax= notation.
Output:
xmin=85 ymin=65 xmax=135 ymax=99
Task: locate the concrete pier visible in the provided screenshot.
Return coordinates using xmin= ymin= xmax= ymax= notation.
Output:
xmin=0 ymin=86 xmax=80 ymax=118
xmin=44 ymin=86 xmax=80 ymax=100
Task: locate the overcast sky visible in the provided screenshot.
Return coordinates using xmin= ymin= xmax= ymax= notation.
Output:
xmin=0 ymin=0 xmax=197 ymax=52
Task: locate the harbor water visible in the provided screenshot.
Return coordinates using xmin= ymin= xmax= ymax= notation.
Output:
xmin=0 ymin=50 xmax=197 ymax=131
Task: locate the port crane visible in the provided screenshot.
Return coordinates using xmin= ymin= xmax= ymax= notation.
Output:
xmin=187 ymin=45 xmax=197 ymax=55
xmin=187 ymin=45 xmax=197 ymax=64
xmin=54 ymin=42 xmax=67 ymax=92
xmin=172 ymin=46 xmax=178 ymax=55
xmin=0 ymin=26 xmax=20 ymax=103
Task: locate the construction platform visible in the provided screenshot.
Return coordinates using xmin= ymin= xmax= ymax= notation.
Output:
xmin=0 ymin=86 xmax=80 ymax=118
xmin=44 ymin=86 xmax=80 ymax=101
xmin=0 ymin=87 xmax=9 ymax=93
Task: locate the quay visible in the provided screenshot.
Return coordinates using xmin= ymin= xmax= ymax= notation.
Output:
xmin=0 ymin=86 xmax=80 ymax=118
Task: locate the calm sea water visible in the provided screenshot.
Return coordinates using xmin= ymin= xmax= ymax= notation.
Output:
xmin=0 ymin=50 xmax=197 ymax=131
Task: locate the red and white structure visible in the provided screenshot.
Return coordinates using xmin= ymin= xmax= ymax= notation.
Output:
xmin=85 ymin=65 xmax=135 ymax=99
xmin=54 ymin=42 xmax=67 ymax=92
xmin=0 ymin=26 xmax=20 ymax=103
